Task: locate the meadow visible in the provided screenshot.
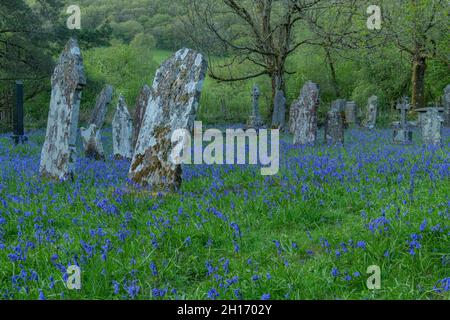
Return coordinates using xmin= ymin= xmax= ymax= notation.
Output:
xmin=0 ymin=127 xmax=449 ymax=300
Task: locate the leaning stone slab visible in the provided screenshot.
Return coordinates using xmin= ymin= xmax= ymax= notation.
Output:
xmin=39 ymin=38 xmax=86 ymax=180
xmin=112 ymin=95 xmax=133 ymax=160
xmin=290 ymin=81 xmax=320 ymax=145
xmin=132 ymin=85 xmax=151 ymax=149
xmin=90 ymin=85 xmax=113 ymax=129
xmin=80 ymin=124 xmax=104 ymax=160
xmin=129 ymin=48 xmax=207 ymax=191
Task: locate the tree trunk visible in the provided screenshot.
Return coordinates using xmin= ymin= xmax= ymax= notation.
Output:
xmin=411 ymin=55 xmax=427 ymax=110
xmin=325 ymin=48 xmax=340 ymax=97
xmin=270 ymin=70 xmax=285 ymax=128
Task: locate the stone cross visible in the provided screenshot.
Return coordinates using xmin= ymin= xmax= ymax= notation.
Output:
xmin=112 ymin=95 xmax=133 ymax=160
xmin=392 ymin=96 xmax=413 ymax=144
xmin=290 ymin=81 xmax=319 ymax=145
xmin=421 ymin=108 xmax=443 ymax=146
xmin=129 ymin=48 xmax=208 ymax=191
xmin=39 ymin=38 xmax=86 ymax=181
xmin=11 ymin=80 xmax=28 ymax=144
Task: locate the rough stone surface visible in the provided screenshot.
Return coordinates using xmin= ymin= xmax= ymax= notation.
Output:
xmin=325 ymin=107 xmax=344 ymax=145
xmin=90 ymin=85 xmax=113 ymax=129
xmin=248 ymin=84 xmax=264 ymax=128
xmin=290 ymin=81 xmax=320 ymax=144
xmin=421 ymin=108 xmax=443 ymax=146
xmin=393 ymin=97 xmax=413 ymax=144
xmin=80 ymin=124 xmax=104 ymax=160
xmin=443 ymin=84 xmax=450 ymax=127
xmin=364 ymin=95 xmax=378 ymax=129
xmin=132 ymin=85 xmax=151 ymax=149
xmin=39 ymin=38 xmax=86 ymax=180
xmin=344 ymin=101 xmax=357 ymax=124
xmin=272 ymin=89 xmax=286 ymax=129
xmin=129 ymin=48 xmax=208 ymax=191
xmin=112 ymin=95 xmax=133 ymax=160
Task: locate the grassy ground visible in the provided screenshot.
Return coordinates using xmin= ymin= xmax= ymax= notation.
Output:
xmin=0 ymin=127 xmax=449 ymax=300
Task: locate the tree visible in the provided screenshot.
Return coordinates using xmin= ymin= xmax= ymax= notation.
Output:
xmin=380 ymin=0 xmax=449 ymax=109
xmin=187 ymin=0 xmax=355 ymax=121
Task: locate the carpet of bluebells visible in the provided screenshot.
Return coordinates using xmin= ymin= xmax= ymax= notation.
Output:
xmin=0 ymin=127 xmax=449 ymax=300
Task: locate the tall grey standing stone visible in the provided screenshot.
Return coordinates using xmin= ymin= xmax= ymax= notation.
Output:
xmin=443 ymin=84 xmax=450 ymax=127
xmin=393 ymin=97 xmax=413 ymax=144
xmin=90 ymin=85 xmax=113 ymax=128
xmin=290 ymin=81 xmax=320 ymax=145
xmin=248 ymin=84 xmax=264 ymax=128
xmin=364 ymin=95 xmax=378 ymax=129
xmin=132 ymin=85 xmax=151 ymax=149
xmin=325 ymin=106 xmax=344 ymax=145
xmin=39 ymin=38 xmax=86 ymax=180
xmin=129 ymin=48 xmax=207 ymax=191
xmin=272 ymin=89 xmax=286 ymax=129
xmin=112 ymin=95 xmax=133 ymax=160
xmin=421 ymin=108 xmax=443 ymax=146
xmin=80 ymin=85 xmax=113 ymax=160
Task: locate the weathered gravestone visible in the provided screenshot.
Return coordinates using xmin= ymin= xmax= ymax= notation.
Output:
xmin=132 ymin=85 xmax=151 ymax=149
xmin=248 ymin=84 xmax=264 ymax=128
xmin=129 ymin=48 xmax=208 ymax=191
xmin=290 ymin=81 xmax=320 ymax=145
xmin=443 ymin=84 xmax=450 ymax=127
xmin=80 ymin=85 xmax=113 ymax=160
xmin=325 ymin=102 xmax=345 ymax=145
xmin=39 ymin=38 xmax=86 ymax=180
xmin=364 ymin=95 xmax=378 ymax=129
xmin=344 ymin=101 xmax=357 ymax=125
xmin=392 ymin=97 xmax=413 ymax=144
xmin=112 ymin=95 xmax=133 ymax=160
xmin=80 ymin=124 xmax=104 ymax=160
xmin=421 ymin=108 xmax=443 ymax=146
xmin=272 ymin=89 xmax=286 ymax=129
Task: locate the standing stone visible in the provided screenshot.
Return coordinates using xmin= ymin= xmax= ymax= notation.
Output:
xmin=248 ymin=84 xmax=264 ymax=128
xmin=272 ymin=89 xmax=286 ymax=129
xmin=421 ymin=108 xmax=443 ymax=146
xmin=80 ymin=124 xmax=104 ymax=160
xmin=132 ymin=85 xmax=151 ymax=149
xmin=112 ymin=95 xmax=133 ymax=160
xmin=325 ymin=106 xmax=344 ymax=145
xmin=443 ymin=84 xmax=450 ymax=127
xmin=344 ymin=101 xmax=357 ymax=125
xmin=129 ymin=48 xmax=208 ymax=191
xmin=80 ymin=85 xmax=113 ymax=160
xmin=90 ymin=85 xmax=113 ymax=129
xmin=364 ymin=95 xmax=378 ymax=129
xmin=290 ymin=81 xmax=320 ymax=145
xmin=39 ymin=38 xmax=86 ymax=180
xmin=393 ymin=97 xmax=413 ymax=144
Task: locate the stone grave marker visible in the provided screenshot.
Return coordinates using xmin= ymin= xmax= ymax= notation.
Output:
xmin=421 ymin=108 xmax=443 ymax=146
xmin=112 ymin=95 xmax=133 ymax=160
xmin=290 ymin=81 xmax=319 ymax=145
xmin=39 ymin=38 xmax=86 ymax=181
xmin=392 ymin=97 xmax=413 ymax=144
